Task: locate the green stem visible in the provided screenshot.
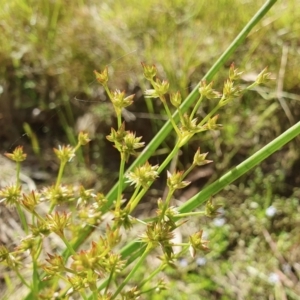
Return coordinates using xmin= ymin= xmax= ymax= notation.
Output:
xmin=105 ymin=268 xmax=115 ymax=295
xmin=175 ymin=211 xmax=206 ymax=218
xmin=49 ymin=161 xmax=67 ymax=213
xmin=32 ymin=258 xmax=39 ymax=298
xmin=104 ymin=85 xmax=122 ymax=127
xmin=126 ymin=184 xmax=142 ymax=210
xmin=179 ymin=121 xmax=300 ymax=213
xmin=13 ymin=266 xmax=31 ymax=289
xmin=111 ymin=245 xmax=152 ymax=299
xmin=128 ymin=145 xmax=180 ymax=213
xmin=16 ymin=161 xmax=21 ymax=187
xmin=61 ymin=235 xmax=77 ymax=257
xmin=182 ymin=163 xmax=196 ymax=179
xmin=190 ymin=94 xmax=204 ymax=120
xmin=16 ymin=203 xmax=29 ymax=234
xmin=116 ymin=156 xmax=126 ymax=211
xmin=199 ymin=103 xmax=221 ymax=126
xmin=159 ymin=189 xmax=174 ymax=222
xmin=79 ymin=291 xmax=88 ymax=300
xmin=15 ymin=161 xmax=29 ymax=233
xmin=138 ymin=263 xmax=166 ymax=288
xmin=55 ymin=161 xmax=66 ymax=189
xmin=161 ymin=98 xmax=180 ymax=136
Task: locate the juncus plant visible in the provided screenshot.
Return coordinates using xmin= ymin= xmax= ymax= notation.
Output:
xmin=0 ymin=62 xmax=287 ymax=299
xmin=2 ymin=1 xmax=300 ymax=299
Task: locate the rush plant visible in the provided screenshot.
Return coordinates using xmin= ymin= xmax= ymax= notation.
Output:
xmin=2 ymin=0 xmax=300 ymax=299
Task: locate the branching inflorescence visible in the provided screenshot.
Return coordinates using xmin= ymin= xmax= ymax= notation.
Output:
xmin=0 ymin=63 xmax=272 ymax=299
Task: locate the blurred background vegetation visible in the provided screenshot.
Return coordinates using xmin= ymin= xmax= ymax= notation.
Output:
xmin=0 ymin=0 xmax=300 ymax=298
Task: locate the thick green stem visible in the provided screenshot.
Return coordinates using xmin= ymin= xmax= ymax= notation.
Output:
xmin=179 ymin=121 xmax=300 ymax=213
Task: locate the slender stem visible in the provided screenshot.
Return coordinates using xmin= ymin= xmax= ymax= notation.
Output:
xmin=161 ymin=98 xmax=180 ymax=135
xmin=175 ymin=211 xmax=206 ymax=218
xmin=190 ymin=94 xmax=204 ymax=120
xmin=104 ymin=85 xmax=122 ymax=127
xmin=111 ymin=245 xmax=152 ymax=299
xmin=13 ymin=266 xmax=31 ymax=288
xmin=105 ymin=268 xmax=115 ymax=295
xmin=15 ymin=161 xmax=29 ymax=233
xmin=61 ymin=235 xmax=77 ymax=257
xmin=139 ymin=263 xmax=166 ymax=287
xmin=16 ymin=203 xmax=29 ymax=234
xmin=32 ymin=258 xmax=39 ymax=298
xmin=16 ymin=161 xmax=21 ymax=187
xmin=116 ymin=155 xmax=126 ymax=211
xmin=125 ymin=184 xmax=142 ymax=211
xmin=129 ymin=145 xmax=180 ymax=213
xmin=182 ymin=163 xmax=196 ymax=179
xmin=198 ymin=103 xmax=221 ymax=126
xmin=79 ymin=291 xmax=88 ymax=300
xmin=55 ymin=161 xmax=66 ymax=189
xmin=159 ymin=189 xmax=174 ymax=222
xmin=127 ymin=184 xmax=142 ymax=205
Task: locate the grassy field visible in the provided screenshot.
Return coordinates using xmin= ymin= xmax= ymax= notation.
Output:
xmin=0 ymin=0 xmax=300 ymax=299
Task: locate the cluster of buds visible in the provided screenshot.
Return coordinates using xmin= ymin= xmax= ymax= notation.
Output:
xmin=121 ymin=286 xmax=141 ymax=299
xmin=140 ymin=221 xmax=175 ymax=258
xmin=45 ymin=211 xmax=71 ymax=238
xmin=177 ymin=114 xmax=207 ymax=147
xmin=53 ymin=145 xmax=75 ymax=164
xmin=0 ymin=185 xmax=21 ymax=207
xmin=193 ymin=148 xmax=213 ymax=166
xmin=144 ymin=78 xmax=170 ymax=99
xmin=205 ymin=198 xmax=222 ymax=218
xmin=203 ymin=115 xmax=222 ymax=131
xmin=229 ymin=63 xmax=243 ymax=81
xmin=189 ymin=230 xmax=209 ymax=258
xmin=106 ymin=124 xmax=145 ymax=162
xmin=170 ymin=91 xmax=182 ymax=108
xmin=21 ymin=190 xmax=40 ymax=212
xmin=126 ymin=161 xmax=159 ymax=189
xmin=94 ymin=68 xmax=109 ymax=86
xmin=198 ymin=80 xmax=220 ymax=100
xmin=111 ymin=90 xmax=135 ymax=116
xmin=167 ymin=170 xmax=190 ymax=191
xmin=141 ymin=62 xmax=157 ymax=81
xmin=219 ymin=79 xmax=241 ymax=106
xmin=42 ymin=185 xmax=75 ymax=206
xmin=0 ymin=245 xmax=21 ymax=268
xmin=5 ymin=145 xmax=27 ymax=162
